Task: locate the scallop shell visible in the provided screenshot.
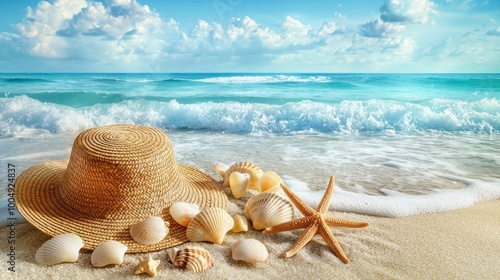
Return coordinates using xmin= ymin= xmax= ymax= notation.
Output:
xmin=170 ymin=202 xmax=201 ymax=227
xmin=231 ymin=214 xmax=249 ymax=233
xmin=130 ymin=216 xmax=169 ymax=245
xmin=167 ymin=246 xmax=214 ymax=273
xmin=224 ymin=162 xmax=263 ymax=190
xmin=35 ymin=233 xmax=84 ymax=266
xmin=186 ymin=207 xmax=234 ymax=244
xmin=229 ymin=171 xmax=250 ymax=198
xmin=91 ymin=240 xmax=128 ymax=267
xmin=212 ymin=162 xmax=229 ymax=179
xmin=257 ymin=171 xmax=282 ymax=193
xmin=231 ymin=239 xmax=268 ymax=264
xmin=245 ymin=192 xmax=294 ymax=230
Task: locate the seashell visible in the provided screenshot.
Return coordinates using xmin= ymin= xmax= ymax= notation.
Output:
xmin=257 ymin=171 xmax=282 ymax=193
xmin=91 ymin=240 xmax=128 ymax=267
xmin=231 ymin=214 xmax=249 ymax=233
xmin=224 ymin=162 xmax=263 ymax=190
xmin=169 ymin=202 xmax=201 ymax=227
xmin=212 ymin=162 xmax=229 ymax=179
xmin=186 ymin=207 xmax=234 ymax=244
xmin=245 ymin=192 xmax=294 ymax=230
xmin=229 ymin=171 xmax=249 ymax=198
xmin=167 ymin=246 xmax=214 ymax=273
xmin=130 ymin=216 xmax=169 ymax=245
xmin=231 ymin=239 xmax=268 ymax=264
xmin=35 ymin=233 xmax=84 ymax=266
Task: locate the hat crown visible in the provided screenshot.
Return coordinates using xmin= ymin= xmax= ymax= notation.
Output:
xmin=59 ymin=125 xmax=184 ymax=219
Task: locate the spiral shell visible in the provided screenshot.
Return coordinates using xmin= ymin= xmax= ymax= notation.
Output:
xmin=35 ymin=233 xmax=84 ymax=266
xmin=186 ymin=207 xmax=234 ymax=244
xmin=169 ymin=202 xmax=201 ymax=227
xmin=167 ymin=246 xmax=214 ymax=273
xmin=224 ymin=162 xmax=263 ymax=190
xmin=229 ymin=171 xmax=250 ymax=198
xmin=245 ymin=192 xmax=294 ymax=230
xmin=257 ymin=171 xmax=282 ymax=193
xmin=91 ymin=240 xmax=128 ymax=267
xmin=130 ymin=216 xmax=169 ymax=245
xmin=231 ymin=239 xmax=268 ymax=264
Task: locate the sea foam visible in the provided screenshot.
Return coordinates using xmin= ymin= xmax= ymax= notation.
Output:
xmin=1 ymin=95 xmax=499 ymax=136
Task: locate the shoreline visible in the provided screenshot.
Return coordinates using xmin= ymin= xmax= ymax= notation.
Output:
xmin=1 ymin=195 xmax=498 ymax=279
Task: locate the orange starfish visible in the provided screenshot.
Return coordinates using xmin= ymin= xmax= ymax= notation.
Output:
xmin=263 ymin=176 xmax=369 ymax=263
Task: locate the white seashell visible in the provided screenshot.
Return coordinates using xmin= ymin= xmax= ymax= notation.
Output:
xmin=257 ymin=171 xmax=282 ymax=193
xmin=231 ymin=214 xmax=249 ymax=233
xmin=229 ymin=172 xmax=250 ymax=198
xmin=169 ymin=202 xmax=201 ymax=227
xmin=186 ymin=207 xmax=234 ymax=244
xmin=231 ymin=239 xmax=268 ymax=264
xmin=212 ymin=162 xmax=229 ymax=179
xmin=224 ymin=162 xmax=263 ymax=190
xmin=245 ymin=192 xmax=294 ymax=230
xmin=35 ymin=233 xmax=84 ymax=266
xmin=167 ymin=246 xmax=214 ymax=273
xmin=91 ymin=240 xmax=128 ymax=267
xmin=130 ymin=216 xmax=169 ymax=245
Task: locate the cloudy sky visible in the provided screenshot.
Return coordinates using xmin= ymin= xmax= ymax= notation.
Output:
xmin=0 ymin=0 xmax=498 ymax=72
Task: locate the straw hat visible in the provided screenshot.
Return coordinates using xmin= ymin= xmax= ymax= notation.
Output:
xmin=15 ymin=124 xmax=228 ymax=253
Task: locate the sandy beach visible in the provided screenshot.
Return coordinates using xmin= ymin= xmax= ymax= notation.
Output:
xmin=1 ymin=189 xmax=498 ymax=280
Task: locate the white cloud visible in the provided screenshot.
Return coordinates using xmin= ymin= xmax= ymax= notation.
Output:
xmin=359 ymin=19 xmax=405 ymax=38
xmin=380 ymin=0 xmax=437 ymax=24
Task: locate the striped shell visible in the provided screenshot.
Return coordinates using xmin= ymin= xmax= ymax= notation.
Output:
xmin=257 ymin=171 xmax=282 ymax=193
xmin=167 ymin=246 xmax=214 ymax=273
xmin=91 ymin=240 xmax=128 ymax=267
xmin=224 ymin=162 xmax=263 ymax=190
xmin=169 ymin=202 xmax=201 ymax=227
xmin=35 ymin=233 xmax=84 ymax=266
xmin=231 ymin=239 xmax=269 ymax=264
xmin=245 ymin=192 xmax=295 ymax=230
xmin=130 ymin=216 xmax=169 ymax=245
xmin=186 ymin=207 xmax=234 ymax=244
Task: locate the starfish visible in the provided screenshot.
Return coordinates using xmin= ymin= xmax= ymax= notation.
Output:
xmin=263 ymin=176 xmax=369 ymax=263
xmin=135 ymin=254 xmax=161 ymax=277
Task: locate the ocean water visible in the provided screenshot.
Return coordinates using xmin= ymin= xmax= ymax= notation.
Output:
xmin=1 ymin=73 xmax=499 ymax=218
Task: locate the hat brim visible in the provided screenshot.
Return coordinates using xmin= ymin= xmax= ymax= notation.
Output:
xmin=15 ymin=160 xmax=228 ymax=253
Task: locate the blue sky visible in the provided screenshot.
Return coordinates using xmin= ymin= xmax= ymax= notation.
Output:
xmin=0 ymin=0 xmax=498 ymax=72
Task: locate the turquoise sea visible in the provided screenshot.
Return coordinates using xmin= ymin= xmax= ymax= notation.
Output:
xmin=1 ymin=73 xmax=499 ymax=218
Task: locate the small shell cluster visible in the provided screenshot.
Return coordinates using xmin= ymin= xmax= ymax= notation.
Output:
xmin=130 ymin=216 xmax=169 ymax=245
xmin=213 ymin=162 xmax=282 ymax=198
xmin=35 ymin=233 xmax=84 ymax=266
xmin=91 ymin=240 xmax=128 ymax=267
xmin=186 ymin=207 xmax=234 ymax=244
xmin=167 ymin=246 xmax=214 ymax=273
xmin=245 ymin=192 xmax=295 ymax=230
xmin=231 ymin=239 xmax=268 ymax=264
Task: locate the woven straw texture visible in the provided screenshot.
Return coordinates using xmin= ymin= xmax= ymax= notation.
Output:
xmin=15 ymin=124 xmax=228 ymax=253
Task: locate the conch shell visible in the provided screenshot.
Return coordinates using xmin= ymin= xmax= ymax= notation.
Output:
xmin=35 ymin=233 xmax=84 ymax=266
xmin=130 ymin=216 xmax=169 ymax=245
xmin=245 ymin=192 xmax=294 ymax=230
xmin=231 ymin=239 xmax=268 ymax=264
xmin=186 ymin=207 xmax=234 ymax=244
xmin=167 ymin=246 xmax=214 ymax=273
xmin=257 ymin=171 xmax=281 ymax=193
xmin=91 ymin=240 xmax=128 ymax=267
xmin=169 ymin=202 xmax=201 ymax=227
